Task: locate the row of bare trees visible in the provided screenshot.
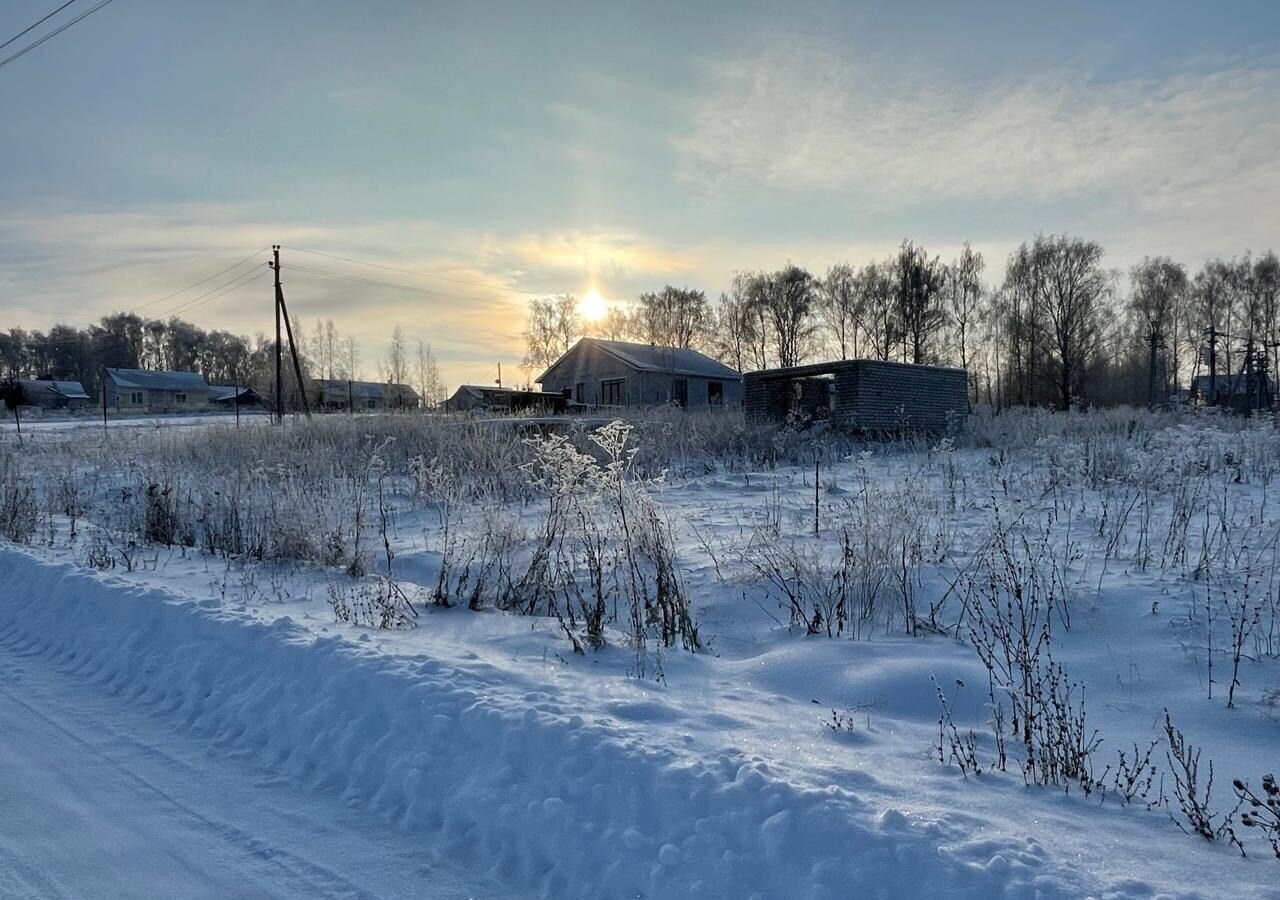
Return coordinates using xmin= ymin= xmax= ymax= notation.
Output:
xmin=0 ymin=313 xmax=448 ymax=410
xmin=522 ymin=236 xmax=1280 ymax=410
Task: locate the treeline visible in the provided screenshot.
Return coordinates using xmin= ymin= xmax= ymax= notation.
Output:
xmin=0 ymin=313 xmax=447 ymax=408
xmin=524 ymin=235 xmax=1280 ymax=409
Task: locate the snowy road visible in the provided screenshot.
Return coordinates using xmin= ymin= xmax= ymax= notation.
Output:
xmin=0 ymin=636 xmax=523 ymax=900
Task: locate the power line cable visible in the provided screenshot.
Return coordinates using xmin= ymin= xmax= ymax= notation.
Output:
xmin=285 ymin=262 xmax=490 ymax=302
xmin=164 ymin=266 xmax=269 ymax=319
xmin=0 ymin=0 xmax=78 ymax=52
xmin=0 ymin=0 xmax=117 ymax=71
xmin=130 ymin=247 xmax=270 ymax=313
xmin=8 ymin=267 xmax=270 ymax=348
xmin=282 ymin=245 xmax=503 ymax=291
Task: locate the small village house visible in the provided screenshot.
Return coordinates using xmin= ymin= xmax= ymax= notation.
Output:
xmin=1189 ymin=373 xmax=1274 ymax=414
xmin=104 ymin=368 xmax=210 ymax=413
xmin=536 ymin=338 xmax=743 ymax=410
xmin=208 ymin=385 xmax=262 ymax=409
xmin=17 ymin=378 xmax=92 ymax=411
xmin=311 ymin=379 xmax=421 ymax=411
xmin=444 ymin=385 xmax=570 ymax=414
xmin=744 ymin=359 xmax=969 ymax=433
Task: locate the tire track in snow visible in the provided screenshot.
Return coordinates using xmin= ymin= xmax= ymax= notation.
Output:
xmin=0 ymin=626 xmax=517 ymax=900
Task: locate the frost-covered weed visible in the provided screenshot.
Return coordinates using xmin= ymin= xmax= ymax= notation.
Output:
xmin=517 ymin=421 xmax=700 ymax=657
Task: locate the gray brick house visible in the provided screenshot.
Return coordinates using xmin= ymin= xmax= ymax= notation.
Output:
xmin=744 ymin=359 xmax=968 ymax=433
xmin=537 ymin=338 xmax=742 ymax=410
xmin=104 ymin=368 xmax=210 ymax=413
xmin=17 ymin=379 xmax=91 ymax=411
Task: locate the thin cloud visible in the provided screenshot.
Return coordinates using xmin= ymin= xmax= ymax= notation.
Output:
xmin=676 ymin=37 xmax=1280 ymax=217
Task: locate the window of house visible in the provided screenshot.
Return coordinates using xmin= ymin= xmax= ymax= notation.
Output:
xmin=575 ymin=382 xmax=586 ymax=404
xmin=601 ymin=378 xmax=625 ymax=406
xmin=130 ymin=392 xmax=143 ymax=404
xmin=707 ymin=381 xmax=724 ymax=407
xmin=175 ymin=393 xmax=187 ymax=404
xmin=366 ymin=399 xmax=377 ymax=409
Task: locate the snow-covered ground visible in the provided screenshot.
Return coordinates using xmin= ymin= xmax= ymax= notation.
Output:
xmin=0 ymin=611 xmax=526 ymax=900
xmin=0 ymin=410 xmax=1277 ymax=899
xmin=0 ymin=410 xmax=273 ymax=432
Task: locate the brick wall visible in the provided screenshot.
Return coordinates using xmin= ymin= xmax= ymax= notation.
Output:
xmin=745 ymin=360 xmax=967 ymax=433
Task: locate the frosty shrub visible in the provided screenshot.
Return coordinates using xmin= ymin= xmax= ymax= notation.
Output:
xmin=1162 ymin=710 xmax=1244 ymax=854
xmin=0 ymin=450 xmax=37 ymax=544
xmin=958 ymin=516 xmax=1099 ymax=789
xmin=327 ymin=575 xmax=419 ymax=630
xmin=1234 ymin=774 xmax=1280 ymax=859
xmin=518 ymin=421 xmax=700 ymax=656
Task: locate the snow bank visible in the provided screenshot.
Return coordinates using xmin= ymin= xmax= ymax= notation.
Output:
xmin=0 ymin=547 xmax=1112 ymax=900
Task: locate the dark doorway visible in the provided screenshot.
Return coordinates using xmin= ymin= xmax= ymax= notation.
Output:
xmin=673 ymin=378 xmax=688 ymax=408
xmin=707 ymin=381 xmax=724 ymax=407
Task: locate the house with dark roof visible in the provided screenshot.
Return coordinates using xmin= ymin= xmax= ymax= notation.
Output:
xmin=444 ymin=385 xmax=570 ymax=414
xmin=17 ymin=379 xmax=91 ymax=411
xmin=311 ymin=379 xmax=421 ymax=411
xmin=1189 ymin=373 xmax=1273 ymax=413
xmin=536 ymin=338 xmax=743 ymax=410
xmin=208 ymin=385 xmax=262 ymax=408
xmin=104 ymin=368 xmax=210 ymax=413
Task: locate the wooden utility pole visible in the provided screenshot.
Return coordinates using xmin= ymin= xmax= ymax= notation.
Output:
xmin=1205 ymin=326 xmax=1222 ymax=407
xmin=101 ymin=370 xmax=108 ymax=433
xmin=1147 ymin=328 xmax=1162 ymax=410
xmin=269 ymin=245 xmax=312 ymax=421
xmin=273 ymin=247 xmax=283 ymax=423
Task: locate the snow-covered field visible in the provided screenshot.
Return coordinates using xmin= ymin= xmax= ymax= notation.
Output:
xmin=1 ymin=409 xmax=1277 ymax=899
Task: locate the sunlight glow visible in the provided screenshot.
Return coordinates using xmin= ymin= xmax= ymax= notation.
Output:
xmin=579 ymin=288 xmax=608 ymax=322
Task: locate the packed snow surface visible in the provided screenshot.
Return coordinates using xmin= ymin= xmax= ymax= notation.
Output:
xmin=0 ymin=411 xmax=1278 ymax=899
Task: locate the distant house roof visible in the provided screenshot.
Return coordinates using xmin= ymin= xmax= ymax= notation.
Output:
xmin=451 ymin=385 xmax=517 ymax=401
xmin=538 ymin=338 xmax=741 ymax=384
xmin=19 ymin=379 xmax=90 ymax=400
xmin=315 ymin=378 xmax=383 ymax=399
xmin=208 ymin=385 xmax=256 ymax=402
xmin=314 ymin=379 xmax=419 ymax=401
xmin=106 ymin=368 xmax=209 ymax=392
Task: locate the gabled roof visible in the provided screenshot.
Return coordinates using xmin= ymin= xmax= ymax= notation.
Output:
xmin=19 ymin=379 xmax=90 ymax=399
xmin=314 ymin=379 xmax=419 ymax=400
xmin=208 ymin=385 xmax=255 ymax=402
xmin=538 ymin=338 xmax=741 ymax=384
xmin=450 ymin=385 xmax=517 ymax=399
xmin=105 ymin=368 xmax=209 ymax=392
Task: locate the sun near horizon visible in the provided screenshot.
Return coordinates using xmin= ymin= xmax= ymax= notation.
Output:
xmin=579 ymin=288 xmax=608 ymax=322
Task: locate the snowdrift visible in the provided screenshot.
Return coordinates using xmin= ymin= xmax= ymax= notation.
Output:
xmin=0 ymin=548 xmax=1178 ymax=899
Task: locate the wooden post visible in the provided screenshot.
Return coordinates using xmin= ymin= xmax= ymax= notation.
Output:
xmin=12 ymin=401 xmax=19 ymax=436
xmin=814 ymin=453 xmax=820 ymax=536
xmin=274 ymin=247 xmax=283 ymax=424
xmin=101 ymin=370 xmax=108 ymax=433
xmin=348 ymin=380 xmax=353 ymax=415
xmin=233 ymin=368 xmax=240 ymax=429
xmin=272 ymin=247 xmax=311 ymax=420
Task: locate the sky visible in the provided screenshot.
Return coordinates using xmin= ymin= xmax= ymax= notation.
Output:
xmin=2 ymin=0 xmax=1279 ymax=387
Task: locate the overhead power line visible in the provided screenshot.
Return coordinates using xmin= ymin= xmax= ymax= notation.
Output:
xmin=284 ymin=262 xmax=493 ymax=303
xmin=131 ymin=247 xmax=270 ymax=314
xmin=7 ymin=265 xmax=270 ymax=349
xmin=282 ymin=245 xmax=503 ymax=291
xmin=163 ymin=266 xmax=269 ymax=319
xmin=0 ymin=0 xmax=79 ymax=52
xmin=0 ymin=0 xmax=117 ymax=72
